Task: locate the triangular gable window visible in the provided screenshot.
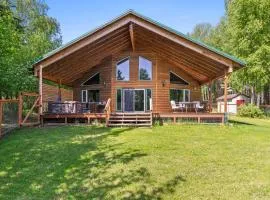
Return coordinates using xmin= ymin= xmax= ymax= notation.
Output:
xmin=170 ymin=72 xmax=189 ymax=85
xmin=82 ymin=73 xmax=100 ymax=85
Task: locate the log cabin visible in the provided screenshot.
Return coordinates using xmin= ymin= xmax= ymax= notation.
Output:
xmin=33 ymin=10 xmax=245 ymax=126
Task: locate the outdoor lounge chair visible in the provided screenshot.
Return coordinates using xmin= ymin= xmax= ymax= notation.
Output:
xmin=194 ymin=101 xmax=204 ymax=113
xmin=171 ymin=101 xmax=185 ymax=112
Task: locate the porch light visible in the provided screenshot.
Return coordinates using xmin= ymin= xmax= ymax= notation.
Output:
xmin=162 ymin=80 xmax=167 ymax=87
xmin=103 ymin=81 xmax=106 ymax=87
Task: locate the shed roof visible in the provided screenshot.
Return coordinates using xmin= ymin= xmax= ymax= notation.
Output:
xmin=216 ymin=94 xmax=250 ymax=101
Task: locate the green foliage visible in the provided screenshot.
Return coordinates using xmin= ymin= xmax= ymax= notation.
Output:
xmin=187 ymin=23 xmax=213 ymax=42
xmin=0 ymin=0 xmax=61 ymax=98
xmin=189 ymin=0 xmax=270 ymax=103
xmin=237 ymin=104 xmax=264 ymax=118
xmin=226 ymin=0 xmax=270 ymax=93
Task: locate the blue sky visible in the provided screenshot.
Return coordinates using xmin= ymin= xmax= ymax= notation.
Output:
xmin=46 ymin=0 xmax=226 ymax=44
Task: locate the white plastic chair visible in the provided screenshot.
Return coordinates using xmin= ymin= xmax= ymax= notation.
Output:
xmin=194 ymin=101 xmax=204 ymax=113
xmin=171 ymin=100 xmax=178 ymax=112
xmin=178 ymin=102 xmax=186 ymax=112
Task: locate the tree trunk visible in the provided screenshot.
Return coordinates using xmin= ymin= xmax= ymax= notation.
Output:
xmin=251 ymin=86 xmax=255 ymax=104
xmin=261 ymin=91 xmax=264 ymax=105
xmin=256 ymin=93 xmax=261 ymax=107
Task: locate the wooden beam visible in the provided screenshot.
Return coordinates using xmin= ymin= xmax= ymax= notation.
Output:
xmin=129 ymin=23 xmax=135 ymax=51
xmin=132 ymin=17 xmax=236 ymax=67
xmin=22 ymin=96 xmax=40 ymax=124
xmin=21 ymin=92 xmax=39 ymax=97
xmin=39 ymin=66 xmax=43 ymax=116
xmin=208 ymin=81 xmax=213 ymax=112
xmin=0 ymin=99 xmax=19 ymax=103
xmin=134 ymin=27 xmax=226 ymax=74
xmin=224 ymin=73 xmax=228 ymax=113
xmin=44 ymin=38 xmax=130 ymax=84
xmin=36 ymin=17 xmax=132 ymax=68
xmin=58 ymin=79 xmax=62 ymax=101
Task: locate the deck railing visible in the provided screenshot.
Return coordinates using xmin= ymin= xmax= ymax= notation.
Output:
xmin=104 ymin=98 xmax=111 ymax=126
xmin=43 ymin=101 xmax=106 ymax=114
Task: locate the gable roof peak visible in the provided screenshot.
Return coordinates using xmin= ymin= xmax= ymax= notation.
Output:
xmin=34 ymin=10 xmax=245 ymax=67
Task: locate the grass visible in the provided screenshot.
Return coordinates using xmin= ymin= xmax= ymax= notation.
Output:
xmin=0 ymin=117 xmax=270 ymax=199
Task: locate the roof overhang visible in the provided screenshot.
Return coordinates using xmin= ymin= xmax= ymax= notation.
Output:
xmin=34 ymin=10 xmax=245 ymax=86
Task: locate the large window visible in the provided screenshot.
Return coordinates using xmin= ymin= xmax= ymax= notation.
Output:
xmin=81 ymin=90 xmax=100 ymax=103
xmin=139 ymin=56 xmax=152 ymax=80
xmin=170 ymin=89 xmax=190 ymax=102
xmin=170 ymin=72 xmax=189 ymax=85
xmin=82 ymin=73 xmax=100 ymax=86
xmin=116 ymin=57 xmax=130 ymax=81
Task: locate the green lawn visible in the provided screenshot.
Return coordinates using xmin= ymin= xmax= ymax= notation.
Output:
xmin=0 ymin=117 xmax=270 ymax=199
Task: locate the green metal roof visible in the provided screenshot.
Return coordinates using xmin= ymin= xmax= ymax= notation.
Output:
xmin=35 ymin=10 xmax=246 ymax=66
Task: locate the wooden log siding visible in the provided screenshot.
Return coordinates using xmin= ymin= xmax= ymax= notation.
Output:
xmin=70 ymin=51 xmax=201 ymax=113
xmin=73 ymin=57 xmax=112 ymax=102
xmin=42 ymin=83 xmax=73 ymax=102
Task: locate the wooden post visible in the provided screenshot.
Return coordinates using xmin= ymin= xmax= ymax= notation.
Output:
xmin=224 ymin=73 xmax=228 ymax=113
xmin=129 ymin=23 xmax=135 ymax=52
xmin=208 ymin=81 xmax=213 ymax=112
xmin=58 ymin=79 xmax=62 ymax=101
xmin=39 ymin=66 xmax=43 ymax=116
xmin=0 ymin=101 xmax=3 ymax=137
xmin=18 ymin=93 xmax=23 ymax=127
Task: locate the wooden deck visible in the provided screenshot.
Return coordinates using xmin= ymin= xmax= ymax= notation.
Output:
xmin=153 ymin=112 xmax=226 ymax=124
xmin=42 ymin=113 xmax=107 ymax=125
xmin=42 ymin=112 xmax=226 ymax=126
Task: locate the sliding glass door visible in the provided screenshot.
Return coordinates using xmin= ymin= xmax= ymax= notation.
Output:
xmin=124 ymin=89 xmax=134 ymax=112
xmin=134 ymin=89 xmax=145 ymax=112
xmin=118 ymin=89 xmax=151 ymax=112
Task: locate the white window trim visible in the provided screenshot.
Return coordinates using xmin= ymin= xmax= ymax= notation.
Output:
xmin=81 ymin=72 xmax=100 ymax=86
xmin=169 ymin=71 xmax=190 ymax=85
xmin=139 ymin=56 xmax=152 ymax=81
xmin=116 ymin=88 xmax=122 ymax=112
xmin=81 ymin=90 xmax=88 ymax=103
xmin=145 ymin=89 xmax=152 ymax=111
xmin=116 ymin=57 xmax=130 ymax=81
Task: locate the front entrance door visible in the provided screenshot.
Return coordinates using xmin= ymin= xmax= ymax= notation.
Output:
xmin=123 ymin=89 xmax=145 ymax=112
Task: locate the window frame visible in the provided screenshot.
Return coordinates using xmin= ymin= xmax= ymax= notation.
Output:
xmin=169 ymin=89 xmax=190 ymax=102
xmin=169 ymin=71 xmax=189 ymax=85
xmin=116 ymin=88 xmax=123 ymax=112
xmin=81 ymin=90 xmax=88 ymax=103
xmin=87 ymin=90 xmax=100 ymax=102
xmin=138 ymin=56 xmax=152 ymax=81
xmin=145 ymin=89 xmax=152 ymax=111
xmin=116 ymin=57 xmax=130 ymax=81
xmin=81 ymin=72 xmax=100 ymax=86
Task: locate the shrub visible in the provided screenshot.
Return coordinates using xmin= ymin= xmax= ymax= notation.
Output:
xmin=237 ymin=104 xmax=264 ymax=118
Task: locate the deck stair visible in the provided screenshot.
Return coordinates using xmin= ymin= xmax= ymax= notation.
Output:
xmin=108 ymin=112 xmax=152 ymax=127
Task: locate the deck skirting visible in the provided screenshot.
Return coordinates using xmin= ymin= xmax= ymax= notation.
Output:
xmin=42 ymin=112 xmax=226 ymax=126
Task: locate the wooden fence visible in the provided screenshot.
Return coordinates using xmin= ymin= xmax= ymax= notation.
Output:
xmin=0 ymin=92 xmax=40 ymax=138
